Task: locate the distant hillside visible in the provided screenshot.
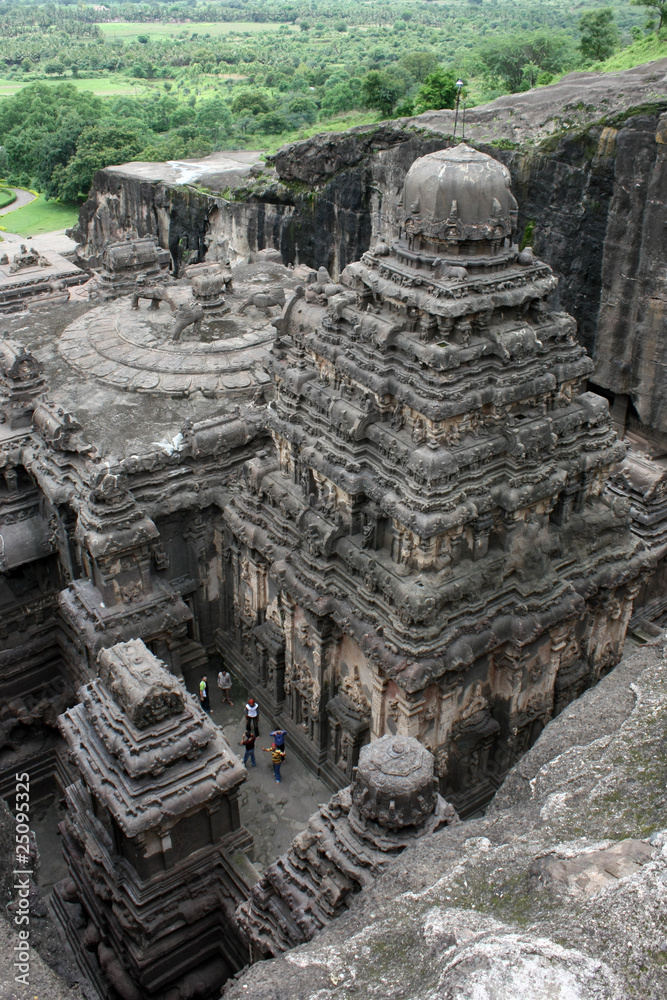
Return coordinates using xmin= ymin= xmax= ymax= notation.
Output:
xmin=595 ymin=32 xmax=667 ymax=72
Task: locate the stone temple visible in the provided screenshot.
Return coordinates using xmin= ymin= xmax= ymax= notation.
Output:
xmin=221 ymin=145 xmax=648 ymax=814
xmin=0 ymin=138 xmax=659 ymax=998
xmin=54 ymin=639 xmax=252 ymax=1000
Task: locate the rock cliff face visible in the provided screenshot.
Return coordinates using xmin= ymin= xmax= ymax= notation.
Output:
xmin=74 ymin=63 xmax=667 ymax=440
xmin=222 ymin=635 xmax=667 ymax=1000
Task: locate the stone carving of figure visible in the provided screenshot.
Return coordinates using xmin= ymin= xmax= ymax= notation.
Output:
xmin=460 ymin=681 xmax=488 ymax=721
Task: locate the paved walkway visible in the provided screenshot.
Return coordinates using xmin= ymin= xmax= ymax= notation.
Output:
xmin=0 ymin=186 xmax=36 ymax=217
xmin=32 ymin=659 xmax=332 ymax=894
xmin=184 ymin=660 xmax=331 ymax=872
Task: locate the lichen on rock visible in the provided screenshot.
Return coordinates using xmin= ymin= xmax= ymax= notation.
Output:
xmin=223 ymin=637 xmax=667 ymax=1000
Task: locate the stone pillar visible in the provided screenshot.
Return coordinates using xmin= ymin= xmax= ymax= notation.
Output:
xmin=395 ymin=689 xmax=425 ymax=740
xmin=370 ymin=674 xmax=388 ymax=740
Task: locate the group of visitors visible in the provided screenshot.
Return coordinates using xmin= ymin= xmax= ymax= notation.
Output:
xmin=197 ymin=668 xmax=288 ymax=782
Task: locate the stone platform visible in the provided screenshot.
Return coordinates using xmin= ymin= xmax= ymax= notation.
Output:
xmin=58 ymin=258 xmax=303 ymax=399
xmin=0 ymin=233 xmax=88 ymax=313
xmin=59 ymin=300 xmax=273 ymax=398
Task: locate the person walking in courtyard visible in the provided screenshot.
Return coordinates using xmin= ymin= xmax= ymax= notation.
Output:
xmin=245 ymin=696 xmax=259 ymax=735
xmin=199 ymin=674 xmax=210 ymax=713
xmin=217 ymin=667 xmax=233 ymax=706
xmin=240 ymin=729 xmax=257 ymax=768
xmin=262 ymin=742 xmax=286 ymax=783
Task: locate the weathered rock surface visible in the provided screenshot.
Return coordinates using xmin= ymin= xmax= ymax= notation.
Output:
xmin=73 ymin=63 xmax=667 ymax=441
xmin=0 ymin=799 xmax=96 ymax=1000
xmin=223 ymin=636 xmax=667 ymax=1000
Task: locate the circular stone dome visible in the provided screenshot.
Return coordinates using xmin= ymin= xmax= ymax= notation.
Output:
xmin=352 ymin=734 xmax=436 ymax=829
xmin=402 ymin=144 xmax=518 ymax=246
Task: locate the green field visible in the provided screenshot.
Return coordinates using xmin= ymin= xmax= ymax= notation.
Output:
xmin=0 ymin=195 xmax=79 ymax=237
xmin=97 ymin=21 xmax=298 ymax=39
xmin=0 ymin=75 xmax=159 ymax=100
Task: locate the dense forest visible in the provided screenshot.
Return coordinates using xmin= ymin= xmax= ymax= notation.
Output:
xmin=0 ymin=0 xmax=664 ymax=203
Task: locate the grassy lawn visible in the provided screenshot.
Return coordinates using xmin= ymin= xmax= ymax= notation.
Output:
xmin=97 ymin=21 xmax=298 ymax=39
xmin=0 ymin=195 xmax=79 ymax=237
xmin=0 ymin=75 xmax=159 ymax=99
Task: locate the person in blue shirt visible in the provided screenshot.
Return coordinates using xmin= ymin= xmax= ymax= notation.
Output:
xmin=270 ymin=728 xmax=287 ymax=751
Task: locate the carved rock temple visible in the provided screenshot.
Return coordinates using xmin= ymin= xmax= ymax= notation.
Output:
xmin=0 ymin=135 xmax=662 ymax=998
xmin=221 ymin=145 xmax=649 ymax=813
xmin=53 ymin=638 xmax=252 ymax=1000
xmin=236 ymin=734 xmax=457 ymax=959
xmin=90 ymin=235 xmax=171 ymax=300
xmin=0 ymin=252 xmax=302 ymax=795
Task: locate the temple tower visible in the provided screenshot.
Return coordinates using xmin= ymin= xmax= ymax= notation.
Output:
xmin=236 ymin=735 xmax=457 ymax=959
xmin=53 ymin=638 xmax=253 ymax=1000
xmin=221 ymin=144 xmax=648 ymax=813
xmin=58 ymin=460 xmax=197 ymax=683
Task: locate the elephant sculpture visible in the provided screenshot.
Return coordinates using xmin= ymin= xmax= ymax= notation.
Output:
xmin=238 ymin=286 xmax=286 ymax=315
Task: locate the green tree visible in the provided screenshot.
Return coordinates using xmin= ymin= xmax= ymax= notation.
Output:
xmin=399 ymin=50 xmax=440 ymax=83
xmin=361 ymin=70 xmax=404 ymax=116
xmin=49 ymin=119 xmax=148 ymax=202
xmin=579 ymin=9 xmax=619 ymax=62
xmin=285 ymin=95 xmax=318 ymax=125
xmin=478 ymin=32 xmax=572 ymax=94
xmin=195 ymin=97 xmax=232 ymax=132
xmin=256 ymin=110 xmax=288 ymax=132
xmin=0 ymin=83 xmax=102 ymax=191
xmin=319 ymin=78 xmax=363 ymax=116
xmin=45 ymin=60 xmax=66 ymax=76
xmin=230 ymin=89 xmax=271 ymax=115
xmin=630 ymin=0 xmax=667 ymax=32
xmin=413 ymin=68 xmax=458 ymax=112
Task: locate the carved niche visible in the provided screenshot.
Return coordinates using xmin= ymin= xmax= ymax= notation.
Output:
xmin=442 ymin=683 xmax=500 ymax=801
xmin=326 ymin=666 xmax=371 ymax=781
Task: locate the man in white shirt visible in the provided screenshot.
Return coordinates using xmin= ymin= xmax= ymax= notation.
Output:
xmin=245 ymin=696 xmax=259 ymax=735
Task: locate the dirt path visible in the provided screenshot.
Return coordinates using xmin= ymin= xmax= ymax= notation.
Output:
xmin=0 ymin=187 xmax=37 ymax=217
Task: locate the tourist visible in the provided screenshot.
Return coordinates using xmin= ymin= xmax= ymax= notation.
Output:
xmin=240 ymin=729 xmax=257 ymax=768
xmin=199 ymin=675 xmax=210 ymax=712
xmin=262 ymin=742 xmax=286 ymax=783
xmin=270 ymin=728 xmax=287 ymax=752
xmin=217 ymin=666 xmax=233 ymax=706
xmin=245 ymin=696 xmax=260 ymax=735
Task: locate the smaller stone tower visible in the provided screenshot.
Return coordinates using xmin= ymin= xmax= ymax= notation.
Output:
xmin=53 ymin=638 xmax=253 ymax=1000
xmin=58 ymin=461 xmax=194 ymax=682
xmin=235 ymin=735 xmax=457 ymax=959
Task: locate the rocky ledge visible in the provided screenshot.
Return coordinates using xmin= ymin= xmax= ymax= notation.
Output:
xmin=73 ymin=61 xmax=667 ymax=437
xmin=223 ymin=636 xmax=667 ymax=1000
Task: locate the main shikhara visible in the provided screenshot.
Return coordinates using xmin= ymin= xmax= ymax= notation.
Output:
xmin=220 ymin=145 xmax=647 ymax=814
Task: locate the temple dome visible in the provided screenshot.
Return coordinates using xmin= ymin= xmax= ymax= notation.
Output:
xmin=402 ymin=144 xmax=518 ymax=248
